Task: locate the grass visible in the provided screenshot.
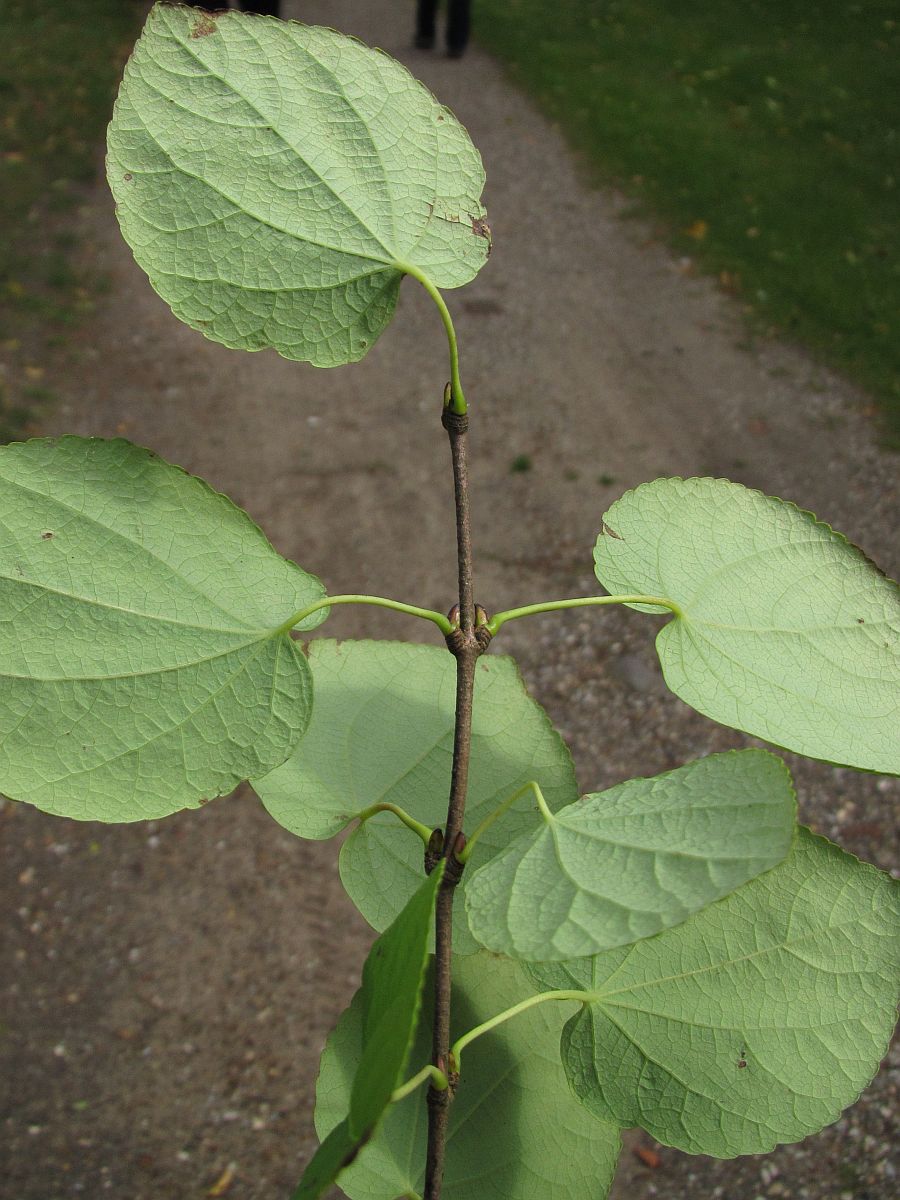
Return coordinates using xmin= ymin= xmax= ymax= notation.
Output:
xmin=0 ymin=0 xmax=144 ymax=439
xmin=475 ymin=0 xmax=900 ymax=445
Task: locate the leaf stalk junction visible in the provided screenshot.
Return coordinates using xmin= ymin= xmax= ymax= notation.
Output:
xmin=458 ymin=780 xmax=553 ymax=865
xmin=450 ymin=990 xmax=596 ymax=1070
xmin=392 ymin=1064 xmax=450 ymax=1105
xmin=355 ymin=802 xmax=433 ymax=847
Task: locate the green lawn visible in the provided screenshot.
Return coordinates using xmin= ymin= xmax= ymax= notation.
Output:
xmin=475 ymin=0 xmax=900 ymax=444
xmin=0 ymin=0 xmax=144 ymax=438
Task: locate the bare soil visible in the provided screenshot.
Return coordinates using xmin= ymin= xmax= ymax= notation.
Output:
xmin=1 ymin=2 xmax=897 ymax=1198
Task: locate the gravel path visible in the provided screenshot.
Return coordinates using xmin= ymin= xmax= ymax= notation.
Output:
xmin=1 ymin=2 xmax=896 ymax=1197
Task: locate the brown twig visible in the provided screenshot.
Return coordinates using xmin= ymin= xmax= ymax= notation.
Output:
xmin=423 ymin=404 xmax=487 ymax=1200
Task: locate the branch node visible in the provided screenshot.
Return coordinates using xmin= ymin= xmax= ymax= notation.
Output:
xmin=442 ymin=832 xmax=467 ymax=888
xmin=424 ymin=828 xmax=444 ymax=874
xmin=474 ymin=624 xmax=493 ymax=652
xmin=427 ymin=1081 xmax=451 ymax=1114
xmin=444 ymin=627 xmax=469 ymax=655
xmin=441 ymin=407 xmax=469 ymax=435
xmin=445 ymin=611 xmax=492 ymax=656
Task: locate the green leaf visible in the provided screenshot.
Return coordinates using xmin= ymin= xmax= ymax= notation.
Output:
xmin=0 ymin=437 xmax=324 ymax=821
xmin=252 ymin=639 xmax=577 ymax=953
xmin=294 ymin=866 xmax=443 ymax=1200
xmin=107 ymin=4 xmax=489 ymax=365
xmin=465 ymin=749 xmax=796 ymax=961
xmin=314 ymin=952 xmax=621 ymax=1200
xmin=594 ymin=477 xmax=900 ymax=773
xmin=530 ymin=827 xmax=900 ymax=1158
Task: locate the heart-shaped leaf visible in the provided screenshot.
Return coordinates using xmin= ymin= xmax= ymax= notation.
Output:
xmin=594 ymin=477 xmax=900 ymax=773
xmin=530 ymin=827 xmax=900 ymax=1157
xmin=0 ymin=437 xmax=324 ymax=820
xmin=107 ymin=4 xmax=489 ymax=365
xmin=314 ymin=952 xmax=621 ymax=1200
xmin=294 ymin=865 xmax=443 ymax=1200
xmin=252 ymin=639 xmax=577 ymax=953
xmin=465 ymin=749 xmax=796 ymax=960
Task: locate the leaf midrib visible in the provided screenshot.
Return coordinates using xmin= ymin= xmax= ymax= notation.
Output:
xmin=595 ymin=915 xmax=880 ymax=1005
xmin=147 ymin=16 xmax=400 ymax=266
xmin=675 ymin=621 xmax=896 ymax=723
xmin=39 ymin=636 xmax=282 ymax=785
xmin=559 ymin=812 xmax=788 ymax=861
xmin=1 ymin=632 xmax=273 ymax=684
xmin=0 ymin=572 xmax=257 ymax=637
xmin=0 ymin=468 xmax=263 ymax=630
xmin=673 ymin=536 xmax=837 ymax=610
xmin=590 ymin=1004 xmax=803 ymax=1139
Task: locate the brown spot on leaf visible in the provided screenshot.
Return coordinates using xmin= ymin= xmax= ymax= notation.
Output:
xmin=856 ymin=617 xmax=865 ymax=623
xmin=471 ymin=216 xmax=492 ymax=254
xmin=600 ymin=520 xmax=624 ymax=540
xmin=41 ymin=531 xmax=53 ymax=539
xmin=123 ymin=173 xmax=133 ymax=182
xmin=190 ymin=15 xmax=218 ymax=39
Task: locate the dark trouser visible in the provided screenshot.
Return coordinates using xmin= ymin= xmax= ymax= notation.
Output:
xmin=417 ymin=0 xmax=471 ymax=54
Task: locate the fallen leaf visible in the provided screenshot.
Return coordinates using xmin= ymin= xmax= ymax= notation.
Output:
xmin=684 ymin=219 xmax=708 ymax=240
xmin=208 ymin=1163 xmax=237 ymax=1197
xmin=634 ymin=1146 xmax=662 ymax=1169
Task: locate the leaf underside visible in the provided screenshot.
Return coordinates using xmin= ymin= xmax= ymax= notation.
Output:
xmin=594 ymin=477 xmax=900 ymax=774
xmin=315 ymin=952 xmax=621 ymax=1200
xmin=465 ymin=749 xmax=797 ymax=961
xmin=295 ymin=867 xmax=443 ymax=1200
xmin=107 ymin=3 xmax=489 ymax=365
xmin=0 ymin=437 xmax=324 ymax=821
xmin=252 ymin=639 xmax=577 ymax=953
xmin=530 ymin=827 xmax=900 ymax=1157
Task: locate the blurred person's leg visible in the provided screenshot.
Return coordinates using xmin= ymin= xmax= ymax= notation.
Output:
xmin=446 ymin=0 xmax=470 ymax=57
xmin=416 ymin=0 xmax=438 ymax=49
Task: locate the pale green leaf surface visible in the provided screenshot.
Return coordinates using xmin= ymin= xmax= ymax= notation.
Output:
xmin=0 ymin=437 xmax=324 ymax=821
xmin=594 ymin=477 xmax=900 ymax=773
xmin=252 ymin=639 xmax=577 ymax=953
xmin=530 ymin=827 xmax=900 ymax=1157
xmin=107 ymin=4 xmax=489 ymax=365
xmin=465 ymin=749 xmax=796 ymax=961
xmin=295 ymin=867 xmax=442 ymax=1200
xmin=315 ymin=953 xmax=621 ymax=1200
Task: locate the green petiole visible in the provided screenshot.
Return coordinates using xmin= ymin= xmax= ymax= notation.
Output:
xmin=391 ymin=1063 xmax=450 ymax=1105
xmin=486 ymin=593 xmax=682 ymax=636
xmin=355 ymin=802 xmax=433 ymax=847
xmin=394 ymin=260 xmax=466 ymax=414
xmin=451 ymin=990 xmax=596 ymax=1070
xmin=279 ymin=593 xmax=454 ymax=636
xmin=458 ymin=780 xmax=553 ymax=865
